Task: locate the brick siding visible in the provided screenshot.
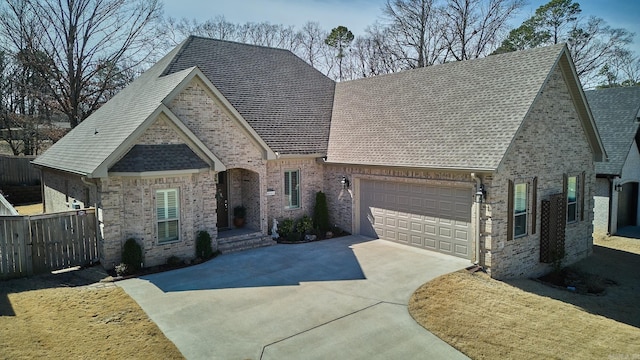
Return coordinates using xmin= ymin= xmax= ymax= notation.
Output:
xmin=488 ymin=65 xmax=596 ymax=279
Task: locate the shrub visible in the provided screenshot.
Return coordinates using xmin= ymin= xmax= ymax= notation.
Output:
xmin=195 ymin=230 xmax=213 ymax=259
xmin=298 ymin=215 xmax=314 ymax=235
xmin=121 ymin=238 xmax=143 ymax=272
xmin=233 ymin=205 xmax=246 ymax=218
xmin=167 ymin=255 xmax=182 ymax=266
xmin=279 ymin=218 xmax=295 ymax=239
xmin=287 ymin=231 xmax=302 ymax=242
xmin=313 ymin=191 xmax=330 ymax=232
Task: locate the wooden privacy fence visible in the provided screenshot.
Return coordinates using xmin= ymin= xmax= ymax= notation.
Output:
xmin=0 ymin=209 xmax=98 ymax=279
xmin=0 ymin=155 xmax=40 ymax=185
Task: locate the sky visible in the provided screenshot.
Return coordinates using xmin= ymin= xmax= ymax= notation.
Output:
xmin=163 ymin=0 xmax=640 ymax=55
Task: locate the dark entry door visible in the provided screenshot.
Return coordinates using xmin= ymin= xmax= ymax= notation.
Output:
xmin=617 ymin=182 xmax=638 ymax=228
xmin=217 ymin=171 xmax=229 ymax=229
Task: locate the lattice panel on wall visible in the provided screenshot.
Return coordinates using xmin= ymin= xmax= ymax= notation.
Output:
xmin=540 ymin=193 xmax=566 ymax=263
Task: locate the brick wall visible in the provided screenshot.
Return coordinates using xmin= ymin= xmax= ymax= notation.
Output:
xmin=170 ymin=79 xmax=268 ymax=234
xmin=99 ymin=172 xmax=216 ymax=268
xmin=96 ymin=113 xmax=217 ymax=268
xmin=488 ymin=65 xmax=596 ymax=279
xmin=266 ymin=158 xmax=324 ymax=225
xmin=42 ymin=168 xmax=98 ymax=213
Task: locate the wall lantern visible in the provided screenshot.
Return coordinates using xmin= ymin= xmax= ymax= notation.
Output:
xmin=341 ymin=176 xmax=350 ymax=189
xmin=614 ymin=183 xmax=623 ymax=192
xmin=475 ymin=184 xmax=486 ymax=203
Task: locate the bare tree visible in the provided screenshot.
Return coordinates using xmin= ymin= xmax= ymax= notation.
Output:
xmin=0 ymin=49 xmax=63 ymax=155
xmin=350 ymin=23 xmax=404 ymax=77
xmin=0 ymin=0 xmax=163 ymax=128
xmin=383 ymin=0 xmax=447 ymax=68
xmin=569 ymin=16 xmax=634 ymax=85
xmin=297 ymin=22 xmax=327 ymax=68
xmin=441 ymin=0 xmax=524 ymax=61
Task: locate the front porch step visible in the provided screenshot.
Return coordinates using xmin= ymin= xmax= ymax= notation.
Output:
xmin=217 ymin=232 xmax=276 ymax=254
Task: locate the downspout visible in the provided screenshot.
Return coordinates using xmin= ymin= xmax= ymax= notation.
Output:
xmin=471 ymin=173 xmax=483 ymax=266
xmin=607 ymin=176 xmax=613 ymax=236
xmin=80 ymin=176 xmax=98 ymax=207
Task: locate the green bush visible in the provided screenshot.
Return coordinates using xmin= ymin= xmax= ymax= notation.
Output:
xmin=195 ymin=230 xmax=213 ymax=259
xmin=279 ymin=218 xmax=295 ymax=239
xmin=121 ymin=238 xmax=143 ymax=272
xmin=167 ymin=255 xmax=182 ymax=266
xmin=313 ymin=191 xmax=330 ymax=232
xmin=287 ymin=231 xmax=302 ymax=242
xmin=298 ymin=215 xmax=314 ymax=235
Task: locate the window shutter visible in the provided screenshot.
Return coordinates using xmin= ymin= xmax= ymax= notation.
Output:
xmin=531 ymin=177 xmax=538 ymax=235
xmin=507 ymin=179 xmax=514 ymax=241
xmin=580 ymin=171 xmax=586 ymax=221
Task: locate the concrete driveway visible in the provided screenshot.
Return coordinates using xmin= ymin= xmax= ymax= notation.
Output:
xmin=118 ymin=235 xmax=470 ymax=359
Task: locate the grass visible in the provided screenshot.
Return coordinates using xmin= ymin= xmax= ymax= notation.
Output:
xmin=0 ymin=270 xmax=184 ymax=359
xmin=409 ymin=234 xmax=640 ymax=360
xmin=13 ymin=203 xmax=43 ymax=215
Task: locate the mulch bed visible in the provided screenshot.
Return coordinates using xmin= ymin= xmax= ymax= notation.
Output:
xmin=537 ymin=267 xmax=617 ymax=295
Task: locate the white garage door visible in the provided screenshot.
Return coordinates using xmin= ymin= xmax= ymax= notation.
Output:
xmin=359 ymin=180 xmax=472 ymax=259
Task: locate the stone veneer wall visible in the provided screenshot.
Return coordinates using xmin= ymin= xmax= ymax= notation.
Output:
xmin=266 ymin=158 xmax=324 ymax=225
xmin=41 ymin=168 xmax=98 ymax=213
xmin=169 ymin=78 xmax=268 ymax=234
xmin=488 ymin=65 xmax=596 ymax=279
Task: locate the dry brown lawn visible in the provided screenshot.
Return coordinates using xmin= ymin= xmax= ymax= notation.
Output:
xmin=409 ymin=234 xmax=640 ymax=360
xmin=0 ymin=268 xmax=184 ymax=359
xmin=13 ymin=203 xmax=43 ymax=215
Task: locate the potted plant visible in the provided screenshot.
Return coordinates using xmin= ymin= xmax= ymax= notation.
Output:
xmin=233 ymin=205 xmax=246 ymax=228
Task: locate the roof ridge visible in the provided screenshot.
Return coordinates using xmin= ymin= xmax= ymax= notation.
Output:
xmin=187 ymin=35 xmax=295 ymax=53
xmin=338 ymin=43 xmax=566 ymax=86
xmin=161 ymin=36 xmax=196 ymax=77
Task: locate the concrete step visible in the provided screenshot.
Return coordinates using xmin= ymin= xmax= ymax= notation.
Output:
xmin=217 ymin=233 xmax=276 ymax=254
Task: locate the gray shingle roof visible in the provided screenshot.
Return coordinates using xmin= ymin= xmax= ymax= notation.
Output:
xmin=327 ymin=44 xmax=567 ymax=170
xmin=163 ymin=36 xmax=335 ymax=155
xmin=109 ymin=144 xmax=209 ymax=173
xmin=33 ymin=42 xmax=194 ymax=175
xmin=585 ymin=86 xmax=640 ymax=175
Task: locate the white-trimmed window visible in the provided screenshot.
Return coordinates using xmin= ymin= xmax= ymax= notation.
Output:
xmin=157 ymin=189 xmax=180 ymax=243
xmin=284 ymin=170 xmax=300 ymax=209
xmin=567 ymin=176 xmax=578 ymax=223
xmin=514 ymin=182 xmax=528 ymax=237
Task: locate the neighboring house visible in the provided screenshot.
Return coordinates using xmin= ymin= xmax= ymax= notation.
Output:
xmin=585 ymin=87 xmax=640 ymax=236
xmin=33 ymin=37 xmax=605 ymax=279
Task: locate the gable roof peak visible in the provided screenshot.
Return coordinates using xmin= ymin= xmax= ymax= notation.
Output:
xmin=327 ymin=43 xmax=584 ymax=170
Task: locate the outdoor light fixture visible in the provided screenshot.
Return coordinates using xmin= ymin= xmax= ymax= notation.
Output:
xmin=615 ymin=183 xmax=623 ymax=192
xmin=475 ymin=184 xmax=486 ymax=203
xmin=341 ymin=176 xmax=350 ymax=189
